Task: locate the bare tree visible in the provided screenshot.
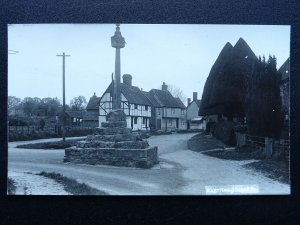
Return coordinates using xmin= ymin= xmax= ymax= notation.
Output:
xmin=70 ymin=96 xmax=87 ymax=111
xmin=167 ymin=84 xmax=187 ymax=104
xmin=8 ymin=96 xmax=21 ymax=115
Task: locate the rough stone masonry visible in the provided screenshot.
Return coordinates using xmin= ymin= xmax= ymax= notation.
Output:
xmin=64 ymin=110 xmax=159 ymax=168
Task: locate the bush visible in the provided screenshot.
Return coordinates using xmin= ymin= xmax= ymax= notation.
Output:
xmin=9 ymin=127 xmax=94 ymax=142
xmin=213 ymin=120 xmax=237 ymax=146
xmin=16 ymin=139 xmax=84 ymax=149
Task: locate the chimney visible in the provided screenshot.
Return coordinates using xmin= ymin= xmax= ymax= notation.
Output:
xmin=93 ymin=92 xmax=96 ymax=97
xmin=193 ymin=92 xmax=198 ymax=101
xmin=122 ymin=74 xmax=132 ymax=86
xmin=187 ymin=98 xmax=191 ymax=106
xmin=161 ymin=82 xmax=168 ymax=91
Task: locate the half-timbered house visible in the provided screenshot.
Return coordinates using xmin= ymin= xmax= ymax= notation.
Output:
xmin=99 ymin=74 xmax=152 ymax=130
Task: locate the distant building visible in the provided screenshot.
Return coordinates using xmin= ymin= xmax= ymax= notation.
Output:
xmin=84 ymin=93 xmax=101 ymax=127
xmin=186 ymin=92 xmax=205 ymax=130
xmin=98 ymin=75 xmax=187 ymax=131
xmin=65 ymin=111 xmax=85 ymax=126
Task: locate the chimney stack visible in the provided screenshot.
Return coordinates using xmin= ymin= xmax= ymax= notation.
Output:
xmin=187 ymin=98 xmax=191 ymax=106
xmin=122 ymin=74 xmax=132 ymax=86
xmin=193 ymin=92 xmax=198 ymax=101
xmin=162 ymin=82 xmax=168 ymax=91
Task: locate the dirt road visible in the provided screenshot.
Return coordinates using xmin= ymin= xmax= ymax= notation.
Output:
xmin=8 ymin=133 xmax=290 ymax=195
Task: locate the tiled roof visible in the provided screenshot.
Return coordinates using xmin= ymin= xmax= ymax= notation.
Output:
xmin=86 ymin=95 xmax=100 ymax=110
xmin=65 ymin=111 xmax=86 ymax=118
xmin=148 ymin=89 xmax=186 ymax=109
xmin=175 ymin=97 xmax=186 ymax=109
xmin=104 ymin=82 xmax=152 ymax=106
xmin=101 ymin=81 xmax=186 ymax=109
xmin=142 ymin=91 xmax=161 ymax=107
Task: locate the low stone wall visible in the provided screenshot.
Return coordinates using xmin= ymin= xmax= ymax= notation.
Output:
xmin=64 ymin=146 xmax=159 ymax=168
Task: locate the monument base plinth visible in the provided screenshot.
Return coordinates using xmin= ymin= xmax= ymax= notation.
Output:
xmin=64 ymin=108 xmax=159 ymax=168
xmin=64 ymin=146 xmax=159 ymax=168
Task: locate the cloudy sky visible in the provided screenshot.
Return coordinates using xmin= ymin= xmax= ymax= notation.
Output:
xmin=8 ymin=24 xmax=290 ymax=105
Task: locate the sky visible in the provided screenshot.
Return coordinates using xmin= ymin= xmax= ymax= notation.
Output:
xmin=8 ymin=24 xmax=290 ymax=105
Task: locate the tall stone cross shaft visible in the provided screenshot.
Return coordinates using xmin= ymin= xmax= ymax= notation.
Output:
xmin=111 ymin=24 xmax=126 ymax=109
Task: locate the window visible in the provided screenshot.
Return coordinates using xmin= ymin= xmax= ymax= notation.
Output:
xmin=157 ymin=109 xmax=161 ymax=115
xmin=134 ymin=104 xmax=138 ymax=109
xmin=181 ymin=109 xmax=185 ymax=115
xmin=171 ymin=109 xmax=175 ymax=114
xmin=145 ymin=105 xmax=148 ymax=110
xmin=169 ymin=119 xmax=172 ymax=125
xmin=142 ymin=117 xmax=146 ymax=124
xmin=134 ymin=117 xmax=138 ymax=124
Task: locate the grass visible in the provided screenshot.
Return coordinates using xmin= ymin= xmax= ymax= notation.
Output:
xmin=202 ymin=146 xmax=265 ymax=161
xmin=37 ymin=171 xmax=108 ymax=195
xmin=7 ymin=177 xmax=17 ymax=195
xmin=243 ymin=159 xmax=290 ymax=184
xmin=187 ymin=133 xmax=289 ymax=184
xmin=16 ymin=139 xmax=84 ymax=149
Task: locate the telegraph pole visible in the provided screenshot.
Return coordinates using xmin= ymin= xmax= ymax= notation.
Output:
xmin=57 ymin=52 xmax=70 ymax=142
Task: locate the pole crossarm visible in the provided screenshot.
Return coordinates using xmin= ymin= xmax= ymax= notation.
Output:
xmin=8 ymin=50 xmax=19 ymax=54
xmin=56 ymin=54 xmax=71 ymax=57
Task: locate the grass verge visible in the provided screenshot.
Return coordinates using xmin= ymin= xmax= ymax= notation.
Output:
xmin=16 ymin=139 xmax=84 ymax=149
xmin=202 ymin=146 xmax=264 ymax=161
xmin=7 ymin=177 xmax=17 ymax=195
xmin=37 ymin=171 xmax=108 ymax=195
xmin=243 ymin=159 xmax=290 ymax=184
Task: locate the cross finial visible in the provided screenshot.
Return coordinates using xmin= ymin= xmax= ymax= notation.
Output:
xmin=116 ymin=24 xmax=120 ymax=31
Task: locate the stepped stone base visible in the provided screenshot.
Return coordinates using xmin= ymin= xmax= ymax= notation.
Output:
xmin=64 ymin=146 xmax=158 ymax=168
xmin=64 ymin=109 xmax=159 ymax=168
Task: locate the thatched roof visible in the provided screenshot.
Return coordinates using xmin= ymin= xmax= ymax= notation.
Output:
xmin=199 ymin=38 xmax=257 ymax=117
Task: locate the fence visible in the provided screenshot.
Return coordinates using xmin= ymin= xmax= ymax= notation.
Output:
xmin=235 ymin=132 xmax=289 ymax=160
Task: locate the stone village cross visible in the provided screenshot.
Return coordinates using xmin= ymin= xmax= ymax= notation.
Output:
xmin=111 ymin=23 xmax=126 ymax=110
xmin=63 ymin=24 xmax=158 ymax=169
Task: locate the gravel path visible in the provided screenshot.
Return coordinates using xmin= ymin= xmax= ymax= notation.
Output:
xmin=8 ymin=133 xmax=290 ymax=195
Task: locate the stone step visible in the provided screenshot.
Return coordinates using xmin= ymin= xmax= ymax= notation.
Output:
xmin=113 ymin=140 xmax=149 ymax=149
xmin=106 ymin=109 xmax=127 ymax=122
xmin=64 ymin=146 xmax=159 ymax=168
xmin=76 ymin=140 xmax=115 ymax=148
xmin=101 ymin=121 xmax=127 ymax=128
xmin=87 ymin=134 xmax=142 ymax=142
xmin=104 ymin=127 xmax=132 ymax=135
